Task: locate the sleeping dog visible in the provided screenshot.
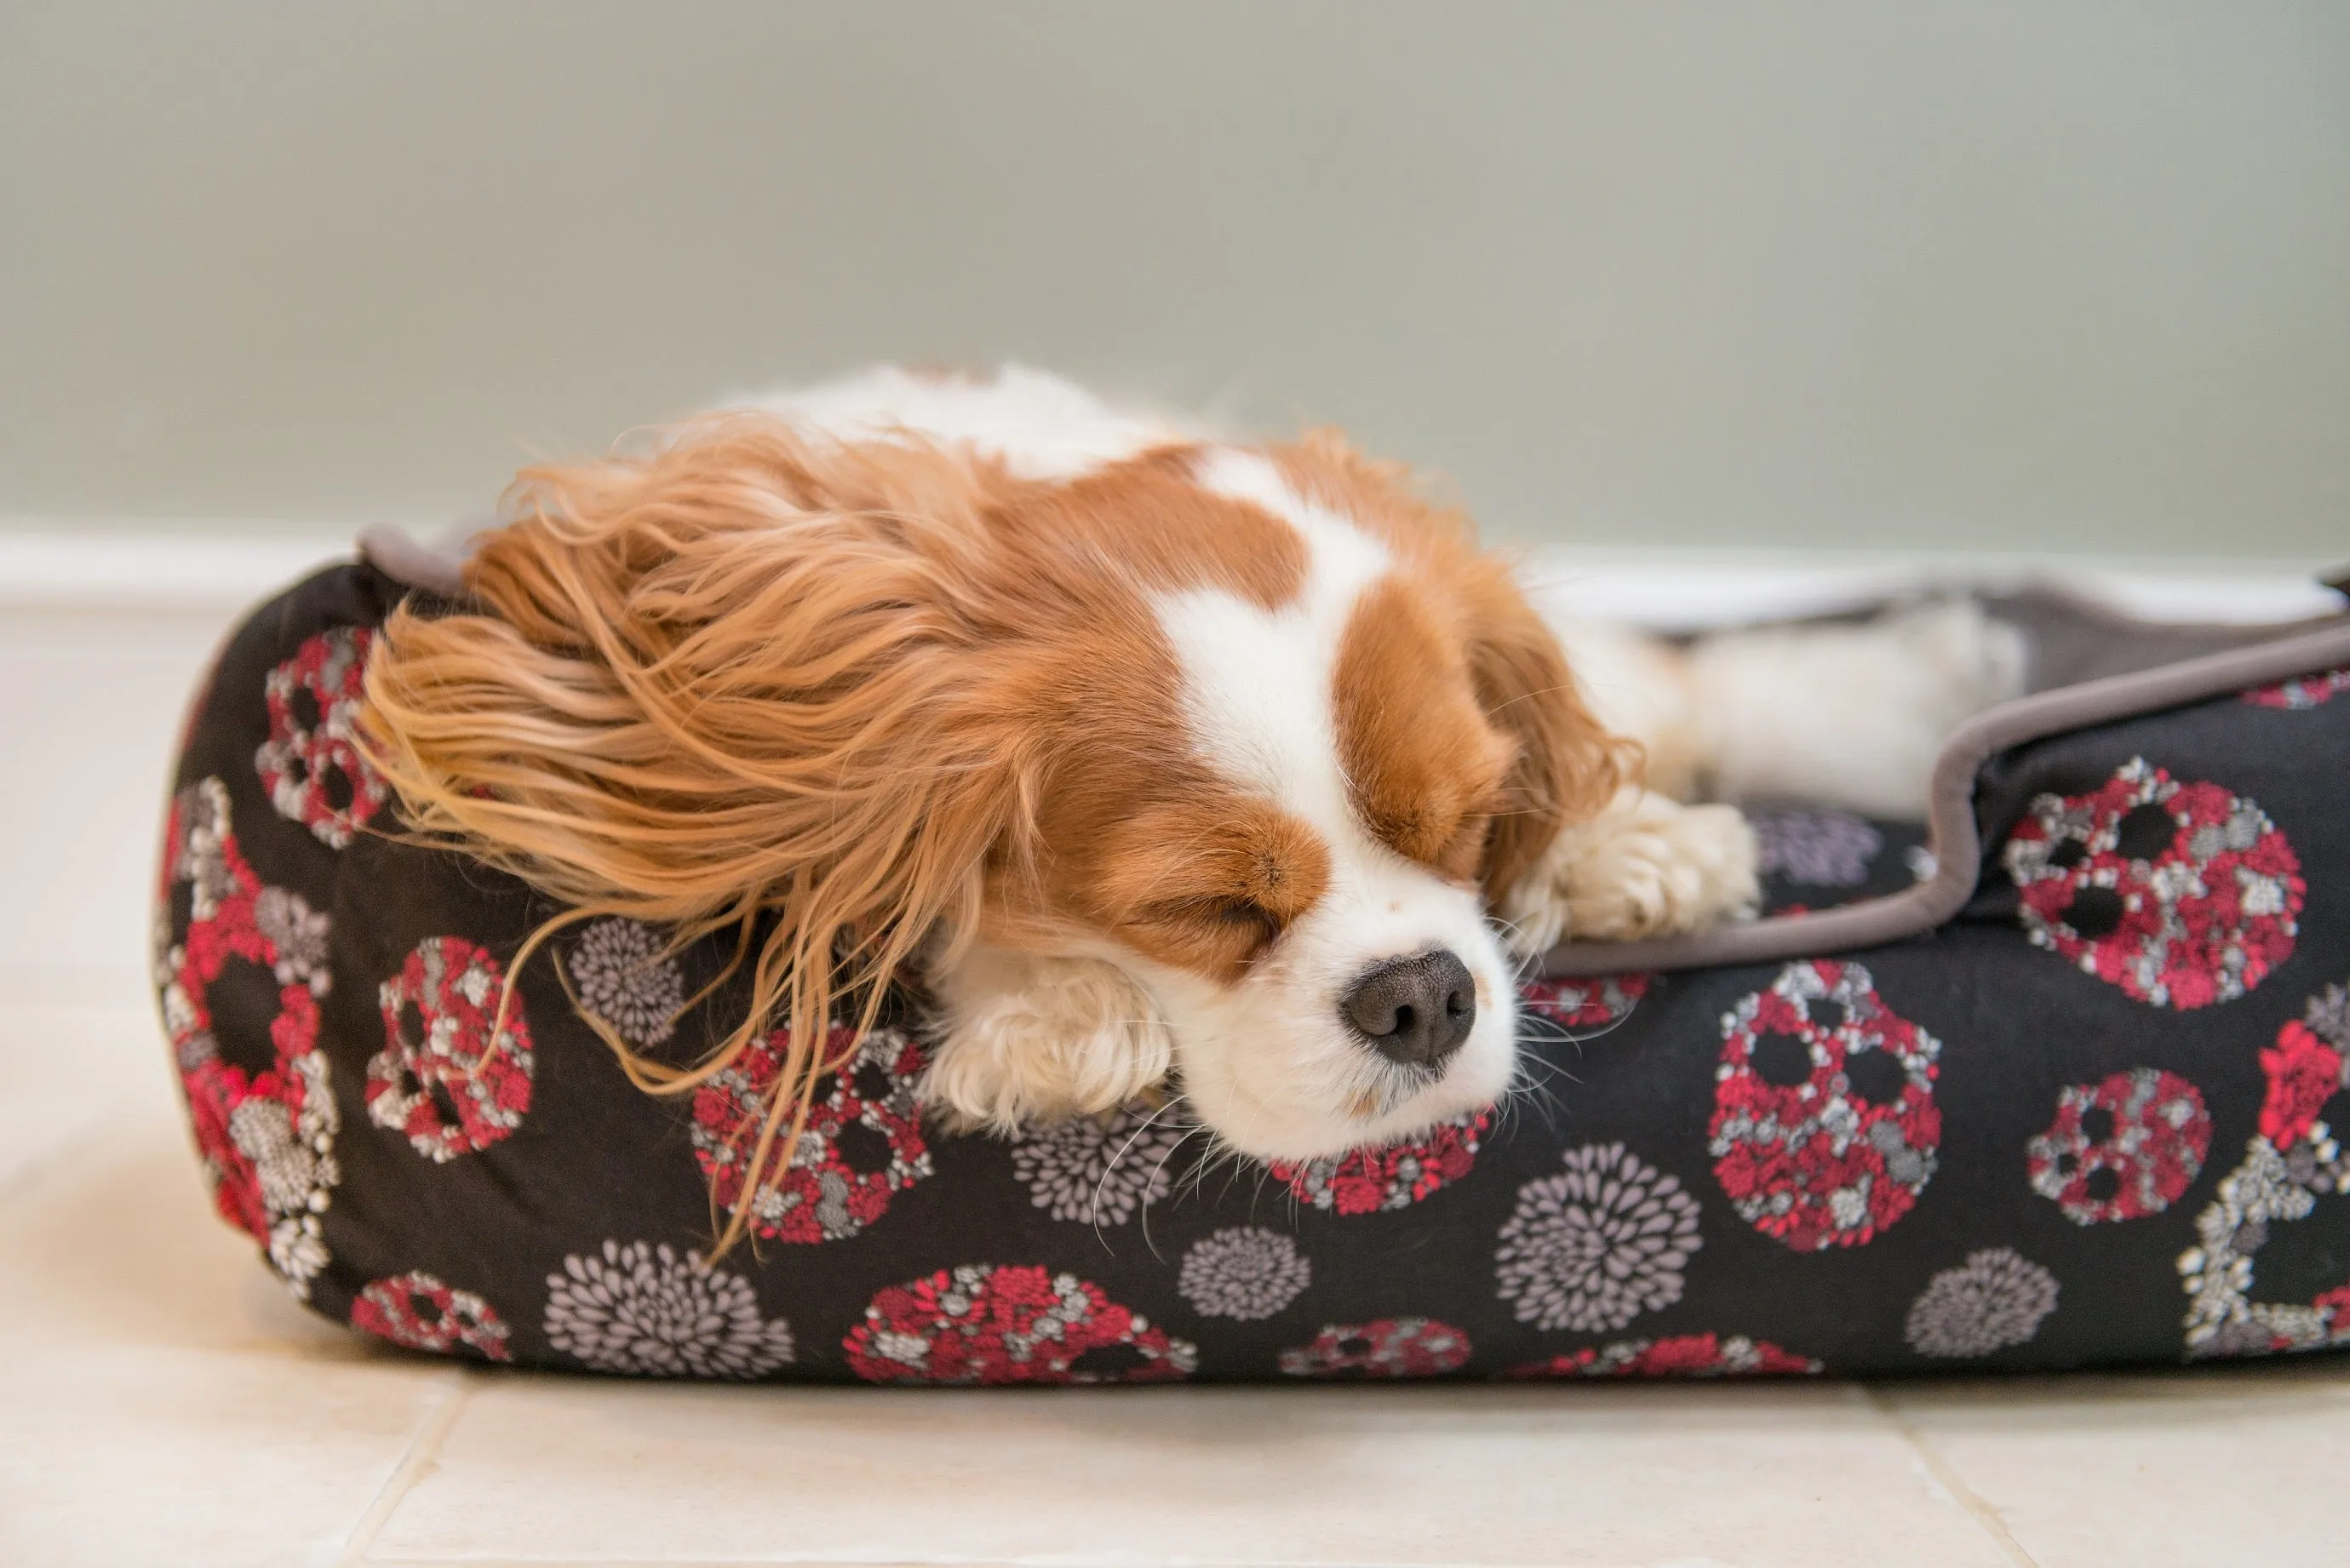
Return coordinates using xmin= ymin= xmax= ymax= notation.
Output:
xmin=362 ymin=365 xmax=2020 ymax=1237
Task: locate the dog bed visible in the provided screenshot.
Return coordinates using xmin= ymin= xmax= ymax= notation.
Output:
xmin=156 ymin=550 xmax=2350 ymax=1381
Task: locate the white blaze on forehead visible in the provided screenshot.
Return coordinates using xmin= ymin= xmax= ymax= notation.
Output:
xmin=1113 ymin=448 xmax=1520 ymax=1162
xmin=1156 ymin=449 xmax=1390 ymax=827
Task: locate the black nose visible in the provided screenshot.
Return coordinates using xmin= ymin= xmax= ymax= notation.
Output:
xmin=1339 ymin=950 xmax=1477 ymax=1069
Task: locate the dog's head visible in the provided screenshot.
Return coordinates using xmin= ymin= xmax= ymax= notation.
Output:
xmin=364 ymin=417 xmax=1628 ymax=1172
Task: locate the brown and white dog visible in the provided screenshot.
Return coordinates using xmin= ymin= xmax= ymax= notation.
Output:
xmin=362 ymin=365 xmax=2019 ymax=1205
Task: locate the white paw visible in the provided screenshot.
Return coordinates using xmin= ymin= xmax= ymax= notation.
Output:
xmin=1499 ymin=791 xmax=1761 ymax=954
xmin=919 ymin=946 xmax=1173 ymax=1136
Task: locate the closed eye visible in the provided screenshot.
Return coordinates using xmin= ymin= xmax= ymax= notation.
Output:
xmin=1141 ymin=896 xmax=1282 ymax=943
xmin=1382 ymin=801 xmax=1497 ymax=884
xmin=1436 ymin=811 xmax=1495 ymax=882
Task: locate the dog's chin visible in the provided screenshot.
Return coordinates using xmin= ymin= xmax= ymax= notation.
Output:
xmin=1172 ymin=1007 xmax=1521 ymax=1165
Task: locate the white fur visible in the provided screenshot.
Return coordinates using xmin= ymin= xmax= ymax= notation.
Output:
xmin=1507 ymin=598 xmax=2025 ymax=946
xmin=752 ymin=365 xmax=2020 ymax=1163
xmin=921 ymin=944 xmax=1174 ymax=1135
xmin=1496 ymin=786 xmax=1761 ymax=954
xmin=1172 ymin=449 xmax=1390 ymax=815
xmin=1122 ymin=449 xmax=1519 ymax=1160
xmin=1685 ymin=597 xmax=2027 ymax=815
xmin=747 ymin=363 xmax=1188 ymax=480
xmin=1552 ymin=598 xmax=2028 ymax=819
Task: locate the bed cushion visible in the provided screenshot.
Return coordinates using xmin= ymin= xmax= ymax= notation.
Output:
xmin=156 ymin=559 xmax=2350 ymax=1379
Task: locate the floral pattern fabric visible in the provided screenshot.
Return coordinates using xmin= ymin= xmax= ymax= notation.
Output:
xmin=1178 ymin=1228 xmax=1312 ymax=1319
xmin=156 ymin=563 xmax=2350 ymax=1379
xmin=1495 ymin=1142 xmax=1702 ymax=1331
xmin=544 ymin=1240 xmax=795 ymax=1377
xmin=1751 ymin=809 xmax=1885 ymax=889
xmin=565 ymin=918 xmax=686 ymax=1047
xmin=1008 ymin=1106 xmax=1185 ymax=1226
xmin=1904 ymin=1249 xmax=2061 ymax=1358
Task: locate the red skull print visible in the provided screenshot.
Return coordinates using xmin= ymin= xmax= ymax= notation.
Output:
xmin=156 ymin=778 xmax=340 ymax=1296
xmin=351 ymin=1270 xmax=512 ymax=1361
xmin=1276 ymin=1318 xmax=1472 ymax=1378
xmin=1519 ymin=974 xmax=1649 ymax=1032
xmin=845 ymin=1264 xmax=1196 ymax=1384
xmin=1510 ymin=1332 xmax=1820 ymax=1378
xmin=255 ymin=627 xmax=392 ymax=847
xmin=2027 ymin=1067 xmax=2211 ymax=1225
xmin=2181 ymin=986 xmax=2350 ymax=1357
xmin=368 ymin=936 xmax=535 ymax=1160
xmin=691 ymin=1023 xmax=933 ymax=1243
xmin=2243 ymin=667 xmax=2350 ymax=710
xmin=2004 ymin=758 xmax=2301 ymax=1009
xmin=1709 ymin=959 xmax=1942 ymax=1251
xmin=1270 ymin=1109 xmax=1487 ymax=1215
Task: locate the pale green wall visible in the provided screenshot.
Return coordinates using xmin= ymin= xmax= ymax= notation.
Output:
xmin=3 ymin=2 xmax=2346 ymax=557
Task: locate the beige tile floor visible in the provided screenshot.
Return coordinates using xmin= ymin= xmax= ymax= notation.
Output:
xmin=3 ymin=587 xmax=2347 ymax=1568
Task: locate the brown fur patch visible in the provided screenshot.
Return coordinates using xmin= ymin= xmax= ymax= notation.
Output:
xmin=1017 ymin=789 xmax=1333 ymax=985
xmin=361 ymin=410 xmax=1631 ymax=1258
xmin=1275 ymin=433 xmax=1637 ymax=899
xmin=957 ymin=455 xmax=1327 ymax=982
xmin=1333 ymin=575 xmax=1515 ymax=880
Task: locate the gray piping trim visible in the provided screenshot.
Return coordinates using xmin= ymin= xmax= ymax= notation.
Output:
xmin=1539 ymin=618 xmax=2350 ymax=978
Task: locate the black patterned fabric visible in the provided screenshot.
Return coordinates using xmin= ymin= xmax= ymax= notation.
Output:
xmin=156 ymin=564 xmax=2350 ymax=1381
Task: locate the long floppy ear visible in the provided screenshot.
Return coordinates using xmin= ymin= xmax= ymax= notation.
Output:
xmin=361 ymin=415 xmax=1031 ymax=1254
xmin=1272 ymin=427 xmax=1636 ymax=907
xmin=1459 ymin=561 xmax=1641 ymax=906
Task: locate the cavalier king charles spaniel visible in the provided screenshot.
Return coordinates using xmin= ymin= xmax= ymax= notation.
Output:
xmin=363 ymin=365 xmax=2020 ymax=1230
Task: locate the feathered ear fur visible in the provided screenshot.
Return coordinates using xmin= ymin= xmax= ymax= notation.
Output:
xmin=1458 ymin=562 xmax=1642 ymax=908
xmin=361 ymin=415 xmax=1036 ymax=1255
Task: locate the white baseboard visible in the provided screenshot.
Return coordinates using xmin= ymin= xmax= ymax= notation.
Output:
xmin=0 ymin=524 xmax=2337 ymax=627
xmin=0 ymin=527 xmax=358 ymax=611
xmin=1520 ymin=545 xmax=2344 ymax=630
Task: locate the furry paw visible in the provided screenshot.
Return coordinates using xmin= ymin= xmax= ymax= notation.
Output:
xmin=1499 ymin=789 xmax=1761 ymax=955
xmin=920 ymin=945 xmax=1173 ymax=1135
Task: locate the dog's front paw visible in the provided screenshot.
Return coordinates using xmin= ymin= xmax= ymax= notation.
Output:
xmin=920 ymin=946 xmax=1174 ymax=1135
xmin=1499 ymin=791 xmax=1761 ymax=954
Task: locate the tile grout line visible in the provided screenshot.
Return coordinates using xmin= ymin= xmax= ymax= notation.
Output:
xmin=1863 ymin=1386 xmax=2043 ymax=1568
xmin=363 ymin=1562 xmax=998 ymax=1568
xmin=336 ymin=1365 xmax=481 ymax=1566
xmin=355 ymin=1561 xmax=1437 ymax=1568
xmin=361 ymin=1561 xmax=981 ymax=1568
